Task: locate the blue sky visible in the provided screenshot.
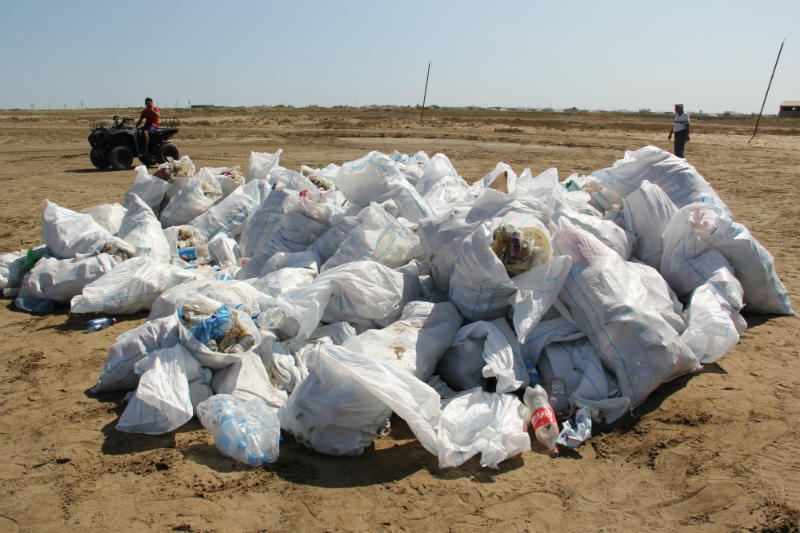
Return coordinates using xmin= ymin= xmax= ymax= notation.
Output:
xmin=1 ymin=0 xmax=797 ymax=114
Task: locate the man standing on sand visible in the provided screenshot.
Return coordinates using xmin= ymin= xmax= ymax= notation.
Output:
xmin=668 ymin=103 xmax=690 ymax=158
xmin=136 ymin=97 xmax=160 ymax=156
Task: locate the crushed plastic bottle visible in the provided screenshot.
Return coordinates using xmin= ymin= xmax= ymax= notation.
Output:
xmin=86 ymin=317 xmax=116 ymax=332
xmin=523 ymin=384 xmax=560 ymax=454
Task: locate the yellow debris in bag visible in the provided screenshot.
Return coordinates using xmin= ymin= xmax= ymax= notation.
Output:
xmin=491 ymin=223 xmax=552 ymax=276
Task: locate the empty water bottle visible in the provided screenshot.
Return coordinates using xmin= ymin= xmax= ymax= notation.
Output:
xmin=86 ymin=317 xmax=116 ymax=332
xmin=548 ymin=378 xmax=572 ymax=421
xmin=523 ymin=384 xmax=560 ymax=454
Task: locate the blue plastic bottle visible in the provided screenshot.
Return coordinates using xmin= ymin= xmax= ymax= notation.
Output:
xmin=86 ymin=317 xmax=116 ymax=332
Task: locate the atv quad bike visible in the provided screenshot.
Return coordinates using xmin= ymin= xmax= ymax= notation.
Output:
xmin=88 ymin=115 xmax=180 ymax=170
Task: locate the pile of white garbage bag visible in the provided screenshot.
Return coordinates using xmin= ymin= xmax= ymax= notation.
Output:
xmin=0 ymin=146 xmax=793 ymax=469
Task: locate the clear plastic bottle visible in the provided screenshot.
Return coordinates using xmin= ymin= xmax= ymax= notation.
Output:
xmin=548 ymin=378 xmax=572 ymax=421
xmin=86 ymin=317 xmax=116 ymax=332
xmin=523 ymin=384 xmax=560 ymax=454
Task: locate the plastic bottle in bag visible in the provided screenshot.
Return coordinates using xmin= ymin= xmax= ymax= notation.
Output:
xmin=523 ymin=385 xmax=559 ymax=454
xmin=548 ymin=378 xmax=572 ymax=421
xmin=86 ymin=317 xmax=116 ymax=332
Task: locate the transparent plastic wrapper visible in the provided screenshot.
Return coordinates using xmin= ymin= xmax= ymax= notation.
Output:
xmin=70 ymin=256 xmax=197 ymax=315
xmin=197 ymin=394 xmax=280 ymax=466
xmin=557 ymin=406 xmax=593 ymax=448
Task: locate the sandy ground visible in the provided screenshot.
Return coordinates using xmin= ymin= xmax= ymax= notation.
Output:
xmin=0 ymin=109 xmax=798 ymax=532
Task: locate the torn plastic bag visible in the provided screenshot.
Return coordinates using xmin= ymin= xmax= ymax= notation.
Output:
xmin=148 ymin=278 xmax=269 ymax=322
xmin=197 ymin=394 xmax=280 ymax=466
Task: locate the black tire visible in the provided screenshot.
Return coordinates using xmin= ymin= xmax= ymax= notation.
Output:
xmin=108 ymin=145 xmax=134 ymax=170
xmin=156 ymin=142 xmax=180 ymax=164
xmin=90 ymin=148 xmax=109 ymax=169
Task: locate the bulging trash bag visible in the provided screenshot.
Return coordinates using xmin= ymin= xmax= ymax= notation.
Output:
xmin=196 ymin=393 xmax=281 ymax=466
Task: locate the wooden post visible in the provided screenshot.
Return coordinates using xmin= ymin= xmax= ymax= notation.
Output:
xmin=420 ymin=62 xmax=431 ymax=125
xmin=749 ymin=39 xmax=785 ymax=144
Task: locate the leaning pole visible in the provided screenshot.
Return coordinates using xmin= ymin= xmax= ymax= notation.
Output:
xmin=749 ymin=39 xmax=785 ymax=144
xmin=420 ymin=62 xmax=431 ymax=125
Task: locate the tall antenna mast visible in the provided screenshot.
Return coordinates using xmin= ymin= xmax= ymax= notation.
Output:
xmin=420 ymin=62 xmax=431 ymax=125
xmin=749 ymin=39 xmax=785 ymax=144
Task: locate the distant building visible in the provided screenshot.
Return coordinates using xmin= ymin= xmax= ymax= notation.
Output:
xmin=778 ymin=101 xmax=800 ymax=118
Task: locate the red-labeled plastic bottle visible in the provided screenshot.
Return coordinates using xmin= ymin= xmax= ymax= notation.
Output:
xmin=523 ymin=384 xmax=560 ymax=454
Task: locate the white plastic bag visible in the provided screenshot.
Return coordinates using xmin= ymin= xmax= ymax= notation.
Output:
xmin=116 ymin=343 xmax=194 ymax=435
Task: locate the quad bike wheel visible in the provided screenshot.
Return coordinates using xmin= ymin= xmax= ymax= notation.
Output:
xmin=108 ymin=146 xmax=134 ymax=170
xmin=157 ymin=143 xmax=180 ymax=164
xmin=90 ymin=148 xmax=109 ymax=169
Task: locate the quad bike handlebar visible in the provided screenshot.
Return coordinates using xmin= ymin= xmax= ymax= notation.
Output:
xmin=112 ymin=115 xmax=133 ymax=128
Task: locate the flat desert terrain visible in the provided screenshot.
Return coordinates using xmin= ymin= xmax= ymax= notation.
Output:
xmin=0 ymin=107 xmax=798 ymax=532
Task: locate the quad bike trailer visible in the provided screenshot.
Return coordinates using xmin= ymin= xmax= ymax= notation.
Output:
xmin=88 ymin=116 xmax=180 ymax=170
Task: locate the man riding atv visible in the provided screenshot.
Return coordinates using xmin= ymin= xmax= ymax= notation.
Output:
xmin=87 ymin=99 xmax=179 ymax=170
xmin=136 ymin=97 xmax=160 ymax=156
